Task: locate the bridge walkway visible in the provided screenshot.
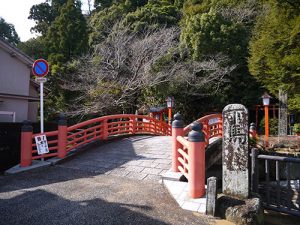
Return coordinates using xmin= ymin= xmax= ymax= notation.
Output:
xmin=0 ymin=135 xmax=211 ymax=225
xmin=58 ymin=135 xmax=172 ymax=181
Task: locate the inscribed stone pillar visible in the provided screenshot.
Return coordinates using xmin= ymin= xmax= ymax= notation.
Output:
xmin=278 ymin=90 xmax=288 ymax=136
xmin=222 ymin=104 xmax=249 ymax=199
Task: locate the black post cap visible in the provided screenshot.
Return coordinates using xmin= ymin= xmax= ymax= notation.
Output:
xmin=188 ymin=121 xmax=204 ymax=142
xmin=58 ymin=113 xmax=67 ymax=126
xmin=172 ymin=112 xmax=184 ymax=128
xmin=250 ymin=122 xmax=256 ymax=130
xmin=21 ymin=120 xmax=33 ymax=132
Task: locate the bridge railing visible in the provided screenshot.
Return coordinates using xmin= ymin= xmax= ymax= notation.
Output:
xmin=172 ymin=113 xmax=222 ymax=198
xmin=183 ymin=113 xmax=222 ymax=146
xmin=20 ymin=114 xmax=171 ymax=167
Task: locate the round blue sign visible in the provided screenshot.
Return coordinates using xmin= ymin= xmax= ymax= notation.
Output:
xmin=32 ymin=59 xmax=49 ymax=77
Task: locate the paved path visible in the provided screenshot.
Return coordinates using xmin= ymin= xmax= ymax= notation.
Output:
xmin=0 ymin=135 xmax=211 ymax=225
xmin=58 ymin=135 xmax=172 ymax=181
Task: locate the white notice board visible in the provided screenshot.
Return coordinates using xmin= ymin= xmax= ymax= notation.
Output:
xmin=34 ymin=134 xmax=49 ymax=155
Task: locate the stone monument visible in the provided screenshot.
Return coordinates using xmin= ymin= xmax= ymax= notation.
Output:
xmin=222 ymin=104 xmax=249 ymax=199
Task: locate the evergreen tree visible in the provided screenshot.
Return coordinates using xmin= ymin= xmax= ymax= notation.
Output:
xmin=179 ymin=0 xmax=262 ymax=110
xmin=0 ymin=17 xmax=20 ymax=45
xmin=45 ymin=0 xmax=88 ymax=72
xmin=17 ymin=37 xmax=47 ymax=59
xmin=249 ymin=0 xmax=300 ymax=110
xmin=28 ymin=0 xmax=70 ymax=35
xmin=121 ymin=0 xmax=180 ymax=33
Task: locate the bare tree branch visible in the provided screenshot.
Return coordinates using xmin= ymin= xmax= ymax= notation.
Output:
xmin=62 ymin=27 xmax=236 ymax=116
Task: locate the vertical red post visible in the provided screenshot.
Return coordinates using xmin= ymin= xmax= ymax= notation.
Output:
xmin=58 ymin=114 xmax=67 ymax=158
xmin=130 ymin=116 xmax=136 ymax=135
xmin=218 ymin=116 xmax=223 ymax=138
xmin=265 ymin=105 xmax=269 ymax=147
xmin=172 ymin=113 xmax=184 ymax=172
xmin=20 ymin=121 xmax=33 ymax=167
xmin=188 ymin=122 xmax=205 ymax=198
xmin=102 ymin=119 xmax=108 ymax=140
xmin=168 ymin=107 xmax=172 ymax=125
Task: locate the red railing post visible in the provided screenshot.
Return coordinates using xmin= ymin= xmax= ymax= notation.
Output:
xmin=130 ymin=116 xmax=136 ymax=135
xmin=188 ymin=122 xmax=205 ymax=198
xmin=218 ymin=116 xmax=223 ymax=137
xmin=20 ymin=120 xmax=33 ymax=167
xmin=102 ymin=119 xmax=108 ymax=140
xmin=172 ymin=113 xmax=184 ymax=172
xmin=58 ymin=114 xmax=67 ymax=158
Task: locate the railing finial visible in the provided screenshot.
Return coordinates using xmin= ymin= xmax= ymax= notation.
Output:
xmin=172 ymin=112 xmax=184 ymax=128
xmin=21 ymin=120 xmax=32 ymax=132
xmin=58 ymin=113 xmax=67 ymax=126
xmin=188 ymin=122 xmax=204 ymax=142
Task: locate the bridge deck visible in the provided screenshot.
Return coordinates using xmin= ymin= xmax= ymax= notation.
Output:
xmin=59 ymin=135 xmax=172 ymax=181
xmin=0 ymin=135 xmax=211 ymax=225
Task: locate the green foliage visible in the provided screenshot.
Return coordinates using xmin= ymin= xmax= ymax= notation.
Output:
xmin=89 ymin=0 xmax=151 ymax=45
xmin=22 ymin=0 xmax=298 ymax=121
xmin=89 ymin=4 xmax=128 ymax=45
xmin=0 ymin=17 xmax=20 ymax=45
xmin=293 ymin=123 xmax=300 ymax=133
xmin=28 ymin=2 xmax=57 ymax=35
xmin=249 ymin=0 xmax=300 ymax=110
xmin=121 ymin=0 xmax=180 ymax=32
xmin=179 ymin=0 xmax=262 ymax=112
xmin=44 ymin=0 xmax=88 ymax=67
xmin=180 ymin=10 xmax=248 ymax=60
xmin=17 ymin=37 xmax=46 ymax=59
xmin=259 ymin=117 xmax=278 ymax=135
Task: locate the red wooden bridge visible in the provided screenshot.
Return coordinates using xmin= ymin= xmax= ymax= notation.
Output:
xmin=20 ymin=113 xmax=227 ymax=199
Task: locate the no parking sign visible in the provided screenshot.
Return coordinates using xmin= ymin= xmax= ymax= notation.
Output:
xmin=32 ymin=59 xmax=49 ymax=77
xmin=32 ymin=58 xmax=49 ymax=134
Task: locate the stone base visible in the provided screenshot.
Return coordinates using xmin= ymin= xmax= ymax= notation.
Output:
xmin=216 ymin=194 xmax=264 ymax=225
xmin=162 ymin=170 xmax=207 ymax=213
xmin=5 ymin=160 xmax=51 ymax=174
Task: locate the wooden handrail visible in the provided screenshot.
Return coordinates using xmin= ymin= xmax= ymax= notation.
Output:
xmin=21 ymin=114 xmax=171 ymax=167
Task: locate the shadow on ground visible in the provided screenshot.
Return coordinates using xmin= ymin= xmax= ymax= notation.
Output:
xmin=1 ymin=135 xmax=170 ymax=193
xmin=0 ymin=189 xmax=168 ymax=225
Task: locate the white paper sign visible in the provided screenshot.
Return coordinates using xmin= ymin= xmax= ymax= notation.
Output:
xmin=35 ymin=134 xmax=49 ymax=155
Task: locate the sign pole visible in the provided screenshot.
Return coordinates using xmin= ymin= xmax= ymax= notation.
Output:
xmin=32 ymin=58 xmax=49 ymax=160
xmin=40 ymin=81 xmax=44 ymax=133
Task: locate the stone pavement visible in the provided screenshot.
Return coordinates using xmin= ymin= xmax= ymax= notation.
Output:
xmin=57 ymin=135 xmax=173 ymax=182
xmin=0 ymin=135 xmax=213 ymax=225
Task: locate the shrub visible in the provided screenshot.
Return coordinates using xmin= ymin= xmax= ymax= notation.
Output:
xmin=293 ymin=123 xmax=300 ymax=133
xmin=259 ymin=118 xmax=278 ymax=135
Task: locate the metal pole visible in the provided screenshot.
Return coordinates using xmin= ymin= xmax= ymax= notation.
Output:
xmin=40 ymin=82 xmax=44 ymax=133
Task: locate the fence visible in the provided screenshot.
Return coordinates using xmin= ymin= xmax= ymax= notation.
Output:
xmin=172 ymin=113 xmax=222 ymax=198
xmin=251 ymin=148 xmax=300 ymax=217
xmin=20 ymin=114 xmax=171 ymax=167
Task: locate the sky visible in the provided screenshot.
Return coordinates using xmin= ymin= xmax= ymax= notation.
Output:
xmin=0 ymin=0 xmax=91 ymax=42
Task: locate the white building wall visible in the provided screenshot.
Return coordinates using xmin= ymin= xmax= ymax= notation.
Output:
xmin=0 ymin=48 xmax=30 ymax=96
xmin=0 ymin=98 xmax=28 ymax=122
